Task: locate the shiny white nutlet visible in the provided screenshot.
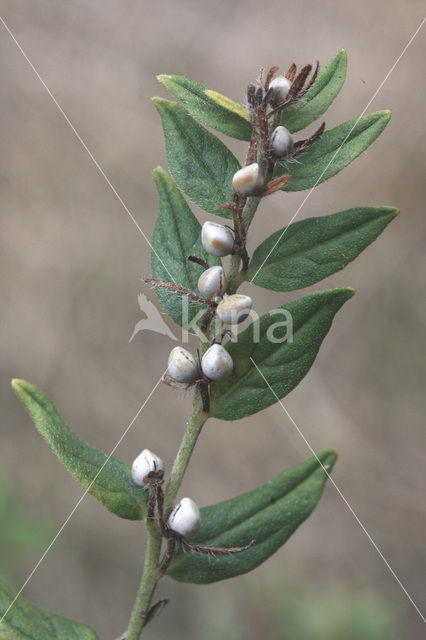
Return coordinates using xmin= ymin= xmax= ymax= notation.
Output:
xmin=168 ymin=497 xmax=201 ymax=538
xmin=198 ymin=266 xmax=227 ymax=298
xmin=201 ymin=343 xmax=233 ymax=381
xmin=167 ymin=346 xmax=198 ymax=383
xmin=216 ymin=294 xmax=253 ymax=324
xmin=232 ymin=163 xmax=264 ymax=196
xmin=269 ymin=75 xmax=292 ymax=102
xmin=201 ymin=221 xmax=234 ymax=257
xmin=131 ymin=449 xmax=164 ymax=487
xmin=270 ymin=125 xmax=294 ymax=158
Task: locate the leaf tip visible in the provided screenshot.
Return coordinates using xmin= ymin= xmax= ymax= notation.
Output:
xmin=153 ymin=165 xmax=166 ymax=178
xmin=11 ymin=378 xmax=27 ymax=394
xmin=336 ymin=286 xmax=356 ymax=301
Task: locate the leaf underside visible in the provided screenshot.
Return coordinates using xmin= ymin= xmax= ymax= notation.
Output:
xmin=167 ymin=450 xmax=337 ymax=584
xmin=209 ymin=288 xmax=354 ymax=421
xmin=0 ymin=579 xmax=98 ymax=639
xmin=11 ymin=380 xmax=148 ymax=521
xmin=247 ymin=206 xmax=399 ymax=291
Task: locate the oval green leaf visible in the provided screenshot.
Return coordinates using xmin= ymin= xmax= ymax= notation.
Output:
xmin=209 ymin=288 xmax=354 ymax=421
xmin=247 ymin=206 xmax=398 ymax=291
xmin=167 ymin=450 xmax=337 ymax=584
xmin=281 ymin=50 xmax=347 ymax=133
xmin=0 ymin=579 xmax=98 ymax=638
xmin=157 ymin=74 xmax=252 ymax=141
xmin=278 ymin=111 xmax=391 ymax=192
xmin=11 ymin=380 xmax=148 ymax=521
xmin=153 ymin=98 xmax=240 ymax=216
xmin=151 ymin=168 xmax=219 ymax=329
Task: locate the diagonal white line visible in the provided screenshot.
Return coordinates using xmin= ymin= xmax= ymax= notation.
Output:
xmin=250 ymin=357 xmax=426 ymax=623
xmin=0 ymin=371 xmax=165 ymax=627
xmin=0 ymin=15 xmax=175 ymax=284
xmin=249 ymin=18 xmax=425 ymax=285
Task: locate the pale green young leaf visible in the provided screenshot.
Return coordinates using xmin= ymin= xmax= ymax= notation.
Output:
xmin=11 ymin=380 xmax=147 ymax=521
xmin=281 ymin=50 xmax=347 ymax=133
xmin=153 ymin=98 xmax=240 ymax=216
xmin=151 ymin=168 xmax=219 ymax=329
xmin=209 ymin=288 xmax=354 ymax=421
xmin=167 ymin=450 xmax=337 ymax=584
xmin=157 ymin=74 xmax=252 ymax=140
xmin=278 ymin=111 xmax=391 ymax=191
xmin=0 ymin=579 xmax=98 ymax=639
xmin=247 ymin=207 xmax=398 ymax=291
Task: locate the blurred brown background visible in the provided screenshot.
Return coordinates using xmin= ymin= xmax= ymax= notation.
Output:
xmin=0 ymin=1 xmax=425 ymax=638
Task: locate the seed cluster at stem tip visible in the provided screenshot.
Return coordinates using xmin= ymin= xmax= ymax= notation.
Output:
xmin=128 ymin=60 xmax=327 ymax=635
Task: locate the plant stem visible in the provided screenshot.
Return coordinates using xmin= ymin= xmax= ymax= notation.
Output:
xmin=226 ymin=254 xmax=243 ymax=294
xmin=163 ymin=392 xmax=208 ymax=518
xmin=125 ymin=520 xmax=163 ymax=640
xmin=242 ymin=196 xmax=261 ymax=231
xmin=125 ymin=392 xmax=208 ymax=639
xmin=227 ymin=196 xmax=261 ymax=293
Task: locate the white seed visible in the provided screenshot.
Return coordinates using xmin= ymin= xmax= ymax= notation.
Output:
xmin=269 ymin=75 xmax=292 ymax=103
xmin=201 ymin=344 xmax=233 ymax=381
xmin=232 ymin=163 xmax=264 ymax=196
xmin=270 ymin=125 xmax=294 ymax=158
xmin=216 ymin=294 xmax=253 ymax=324
xmin=167 ymin=346 xmax=198 ymax=383
xmin=198 ymin=266 xmax=227 ymax=298
xmin=168 ymin=497 xmax=201 ymax=538
xmin=131 ymin=449 xmax=164 ymax=487
xmin=201 ymin=221 xmax=234 ymax=257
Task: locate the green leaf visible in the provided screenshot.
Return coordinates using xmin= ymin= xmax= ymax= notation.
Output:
xmin=11 ymin=380 xmax=147 ymax=521
xmin=153 ymin=98 xmax=240 ymax=216
xmin=278 ymin=111 xmax=391 ymax=192
xmin=247 ymin=206 xmax=398 ymax=291
xmin=282 ymin=50 xmax=347 ymax=133
xmin=157 ymin=74 xmax=252 ymax=141
xmin=210 ymin=288 xmax=354 ymax=421
xmin=151 ymin=168 xmax=219 ymax=329
xmin=0 ymin=579 xmax=98 ymax=639
xmin=167 ymin=450 xmax=337 ymax=584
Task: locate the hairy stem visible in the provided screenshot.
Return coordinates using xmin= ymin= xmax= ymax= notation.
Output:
xmin=125 ymin=520 xmax=163 ymax=640
xmin=242 ymin=196 xmax=261 ymax=232
xmin=125 ymin=392 xmax=208 ymax=638
xmin=163 ymin=391 xmax=208 ymax=518
xmin=227 ymin=196 xmax=261 ymax=293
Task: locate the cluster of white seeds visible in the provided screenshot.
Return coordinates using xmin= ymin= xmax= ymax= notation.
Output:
xmin=131 ymin=451 xmax=201 ymax=537
xmin=132 ymin=71 xmax=307 ymax=554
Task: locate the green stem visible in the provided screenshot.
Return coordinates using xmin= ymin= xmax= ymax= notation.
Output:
xmin=125 ymin=393 xmax=208 ymax=639
xmin=163 ymin=392 xmax=208 ymax=518
xmin=125 ymin=520 xmax=163 ymax=640
xmin=242 ymin=196 xmax=261 ymax=231
xmin=226 ymin=254 xmax=243 ymax=294
xmin=227 ymin=196 xmax=261 ymax=293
